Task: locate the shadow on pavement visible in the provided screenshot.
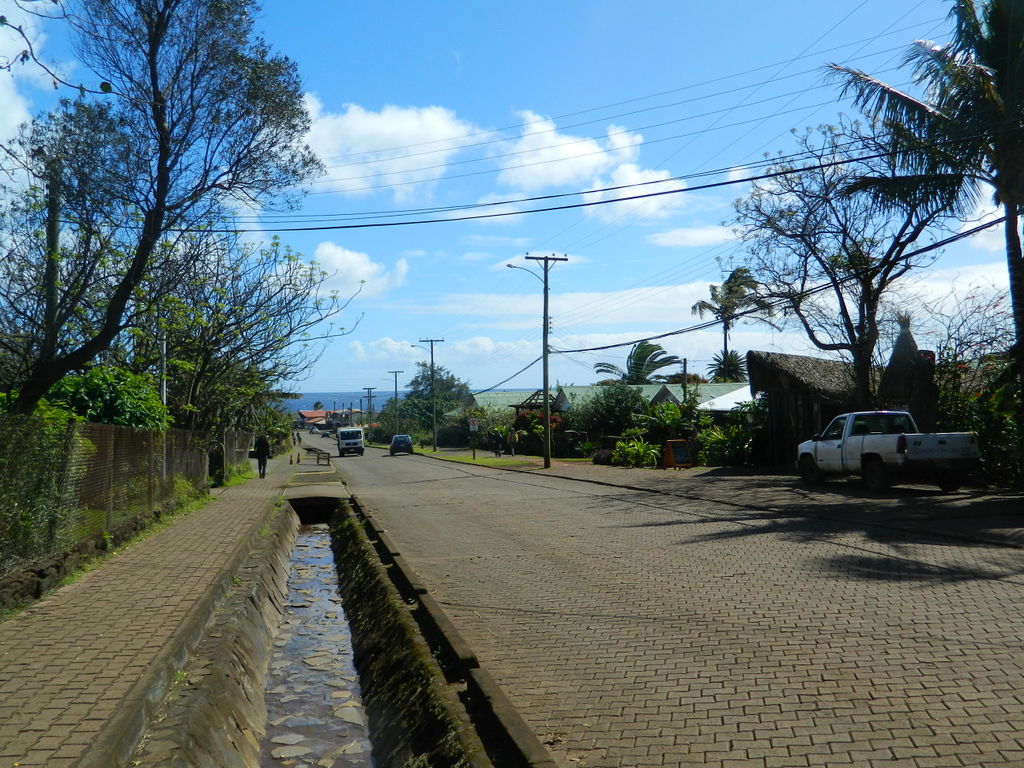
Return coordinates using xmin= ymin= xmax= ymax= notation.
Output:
xmin=602 ymin=467 xmax=1024 ymax=584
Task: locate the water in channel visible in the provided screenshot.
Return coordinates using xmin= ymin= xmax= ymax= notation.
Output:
xmin=259 ymin=524 xmax=373 ymax=767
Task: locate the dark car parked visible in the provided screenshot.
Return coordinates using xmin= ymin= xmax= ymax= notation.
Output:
xmin=389 ymin=434 xmax=414 ymax=456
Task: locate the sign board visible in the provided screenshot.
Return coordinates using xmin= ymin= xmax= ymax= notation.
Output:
xmin=468 ymin=418 xmax=479 ymax=432
xmin=663 ymin=439 xmax=691 ymax=469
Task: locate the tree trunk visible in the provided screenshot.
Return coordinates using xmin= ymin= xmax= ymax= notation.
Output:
xmin=852 ymin=349 xmax=875 ymax=410
xmin=1003 ymin=204 xmax=1024 ymax=482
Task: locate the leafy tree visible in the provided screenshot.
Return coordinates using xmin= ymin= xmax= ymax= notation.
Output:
xmin=48 ymin=365 xmax=168 ymax=430
xmin=663 ymin=371 xmax=709 ymax=385
xmin=402 ymin=362 xmax=471 ymax=435
xmin=691 ymin=267 xmax=775 ymax=358
xmin=593 ymin=340 xmax=682 ymax=384
xmin=830 ymin=0 xmax=1024 ymax=457
xmin=734 ymin=121 xmax=950 ymax=408
xmin=565 ymin=381 xmax=647 ymax=439
xmin=706 ymin=350 xmax=748 ymax=383
xmin=0 ymin=0 xmax=320 ymax=414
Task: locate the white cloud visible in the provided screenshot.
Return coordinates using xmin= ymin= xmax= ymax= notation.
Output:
xmin=497 ymin=111 xmax=629 ymax=191
xmin=582 ymin=164 xmax=686 ymax=222
xmin=727 ymin=166 xmax=750 ymax=183
xmin=0 ymin=12 xmax=49 ymax=144
xmin=397 ymin=281 xmax=729 ymax=332
xmin=304 ymin=95 xmax=479 ymax=201
xmin=903 ymin=261 xmax=1007 ymax=303
xmin=314 ymin=242 xmax=408 ymax=298
xmin=959 ymin=201 xmax=1005 ymax=252
xmin=497 ymin=112 xmax=684 ymax=222
xmin=496 ymin=251 xmax=587 ymax=272
xmin=647 ymin=225 xmax=734 ymax=247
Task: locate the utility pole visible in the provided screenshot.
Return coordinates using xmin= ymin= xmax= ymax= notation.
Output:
xmin=388 ymin=370 xmax=403 ymax=435
xmin=419 ymin=338 xmax=444 ymax=452
xmin=525 ymin=254 xmax=567 ymax=469
xmin=363 ymin=387 xmax=375 ymax=434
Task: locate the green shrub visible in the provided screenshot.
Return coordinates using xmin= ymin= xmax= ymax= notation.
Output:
xmin=697 ymin=423 xmax=753 ymax=466
xmin=611 ymin=437 xmax=660 ymax=468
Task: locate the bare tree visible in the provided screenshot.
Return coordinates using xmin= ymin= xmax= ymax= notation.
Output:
xmin=734 ymin=121 xmax=951 ymax=408
xmin=118 ymin=236 xmax=357 ymax=433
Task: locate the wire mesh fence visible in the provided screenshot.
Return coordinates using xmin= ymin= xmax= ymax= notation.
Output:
xmin=224 ymin=428 xmax=252 ymax=469
xmin=0 ymin=416 xmax=210 ymax=579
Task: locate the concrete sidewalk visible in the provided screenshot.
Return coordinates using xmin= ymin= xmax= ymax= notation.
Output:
xmin=0 ymin=452 xmax=294 ymax=768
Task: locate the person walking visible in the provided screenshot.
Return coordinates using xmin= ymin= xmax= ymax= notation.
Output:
xmin=254 ymin=434 xmax=271 ymax=478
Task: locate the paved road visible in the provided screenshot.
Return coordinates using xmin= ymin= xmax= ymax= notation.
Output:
xmin=337 ymin=448 xmax=1024 ymax=768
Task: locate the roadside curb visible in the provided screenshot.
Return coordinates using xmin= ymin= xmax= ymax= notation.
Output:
xmin=351 ymin=493 xmax=560 ymax=768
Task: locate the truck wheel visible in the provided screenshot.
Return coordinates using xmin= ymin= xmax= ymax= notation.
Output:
xmin=863 ymin=457 xmax=889 ymax=492
xmin=938 ymin=475 xmax=962 ymax=493
xmin=798 ymin=455 xmax=824 ymax=485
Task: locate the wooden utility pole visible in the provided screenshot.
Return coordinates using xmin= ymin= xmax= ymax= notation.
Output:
xmin=419 ymin=339 xmax=444 ymax=451
xmin=525 ymin=254 xmax=567 ymax=469
xmin=388 ymin=369 xmax=403 ymax=435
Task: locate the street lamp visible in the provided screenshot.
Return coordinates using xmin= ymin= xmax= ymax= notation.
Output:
xmin=507 ymin=254 xmax=567 ymax=469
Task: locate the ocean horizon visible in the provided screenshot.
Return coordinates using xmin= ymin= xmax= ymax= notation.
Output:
xmin=283 ymin=389 xmax=534 ymax=413
xmin=284 ymin=391 xmax=405 ymax=413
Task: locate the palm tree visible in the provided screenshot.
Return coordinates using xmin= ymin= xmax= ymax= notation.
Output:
xmin=593 ymin=340 xmax=682 ymax=384
xmin=707 ymin=350 xmax=747 ymax=382
xmin=831 ymin=0 xmax=1024 ymax=444
xmin=691 ymin=267 xmax=775 ymax=358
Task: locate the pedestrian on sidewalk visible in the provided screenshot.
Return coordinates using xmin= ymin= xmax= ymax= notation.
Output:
xmin=254 ymin=434 xmax=271 ymax=478
xmin=491 ymin=430 xmax=503 ymax=458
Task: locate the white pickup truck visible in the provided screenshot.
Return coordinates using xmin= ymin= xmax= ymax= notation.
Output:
xmin=796 ymin=411 xmax=980 ymax=492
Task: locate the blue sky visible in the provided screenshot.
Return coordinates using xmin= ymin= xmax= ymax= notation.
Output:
xmin=2 ymin=0 xmax=1010 ymax=394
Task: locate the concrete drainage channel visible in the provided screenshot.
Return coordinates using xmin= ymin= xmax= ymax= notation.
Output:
xmin=132 ymin=471 xmax=557 ymax=768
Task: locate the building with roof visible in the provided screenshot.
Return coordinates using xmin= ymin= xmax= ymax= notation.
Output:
xmin=651 ymin=382 xmax=753 ymax=413
xmin=747 ymin=350 xmax=869 ymax=465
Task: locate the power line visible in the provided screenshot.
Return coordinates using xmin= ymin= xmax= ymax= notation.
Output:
xmin=312 ymin=18 xmax=942 ymax=166
xmin=548 ymin=215 xmax=1007 ymax=356
xmin=184 ymin=133 xmax=1001 ymax=234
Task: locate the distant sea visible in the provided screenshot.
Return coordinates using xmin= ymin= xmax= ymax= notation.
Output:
xmin=285 ymin=391 xmax=407 ymax=413
xmin=285 ymin=389 xmax=531 ymax=413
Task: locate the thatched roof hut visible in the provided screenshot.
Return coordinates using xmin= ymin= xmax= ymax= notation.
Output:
xmin=747 ymin=351 xmax=862 ymax=465
xmin=747 ymin=351 xmax=858 ymax=404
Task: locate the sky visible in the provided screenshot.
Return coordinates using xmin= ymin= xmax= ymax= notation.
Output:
xmin=1 ymin=0 xmax=1011 ymax=395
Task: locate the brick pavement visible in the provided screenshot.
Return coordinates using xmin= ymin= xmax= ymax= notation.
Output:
xmin=347 ymin=449 xmax=1024 ymax=768
xmin=0 ymin=451 xmax=293 ymax=768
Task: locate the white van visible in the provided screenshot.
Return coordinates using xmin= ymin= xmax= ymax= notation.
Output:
xmin=336 ymin=427 xmax=365 ymax=456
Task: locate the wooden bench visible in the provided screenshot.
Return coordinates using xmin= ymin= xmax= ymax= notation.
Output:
xmin=304 ymin=446 xmax=333 ymax=465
